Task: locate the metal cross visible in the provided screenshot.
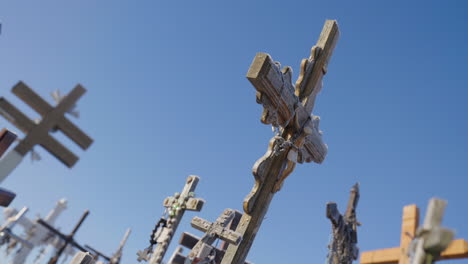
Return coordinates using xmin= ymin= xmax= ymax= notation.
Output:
xmin=326 ymin=183 xmax=360 ymax=264
xmin=0 ymin=81 xmax=93 ymax=182
xmin=185 ymin=209 xmax=242 ymax=264
xmin=221 ymin=20 xmax=340 ymax=264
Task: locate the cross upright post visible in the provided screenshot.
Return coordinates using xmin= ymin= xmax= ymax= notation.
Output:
xmin=0 ymin=129 xmax=18 ymax=206
xmin=38 ymin=210 xmax=90 ymax=264
xmin=185 ymin=209 xmax=242 ymax=264
xmin=0 ymin=81 xmax=93 ymax=182
xmin=143 ymin=175 xmax=204 ymax=264
xmin=221 ymin=20 xmax=340 ymax=264
xmin=326 ymin=183 xmax=360 ymax=264
xmin=411 ymin=198 xmax=454 ymax=264
xmin=69 ymin=252 xmax=96 ymax=264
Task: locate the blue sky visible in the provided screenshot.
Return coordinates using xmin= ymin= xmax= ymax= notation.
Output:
xmin=0 ymin=1 xmax=467 ymax=263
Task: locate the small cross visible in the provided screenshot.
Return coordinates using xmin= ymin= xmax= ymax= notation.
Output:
xmin=0 ymin=81 xmax=93 ymax=182
xmin=326 ymin=183 xmax=360 ymax=264
xmin=0 ymin=207 xmax=33 ymax=248
xmin=186 ymin=209 xmax=242 ymax=263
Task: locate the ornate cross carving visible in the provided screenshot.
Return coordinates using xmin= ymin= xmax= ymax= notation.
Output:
xmin=185 ymin=209 xmax=242 ymax=264
xmin=221 ymin=20 xmax=340 ymax=264
xmin=326 ymin=183 xmax=360 ymax=264
xmin=0 ymin=81 xmax=93 ymax=182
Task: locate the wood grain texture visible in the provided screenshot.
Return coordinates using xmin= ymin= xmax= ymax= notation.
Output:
xmin=222 ymin=20 xmax=339 ymax=264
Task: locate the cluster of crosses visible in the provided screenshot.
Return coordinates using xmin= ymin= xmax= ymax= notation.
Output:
xmin=1 ymin=19 xmax=468 ymax=264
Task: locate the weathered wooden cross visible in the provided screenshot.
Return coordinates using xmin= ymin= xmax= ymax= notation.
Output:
xmin=326 ymin=183 xmax=360 ymax=264
xmin=138 ymin=175 xmax=205 ymax=264
xmin=410 ymin=198 xmax=454 ymax=264
xmin=38 ymin=210 xmax=90 ymax=264
xmin=169 ymin=210 xmax=250 ymax=264
xmin=0 ymin=81 xmax=93 ymax=182
xmin=221 ymin=20 xmax=340 ymax=264
xmin=184 ymin=209 xmax=243 ymax=264
xmin=360 ymin=201 xmax=468 ymax=264
xmin=69 ymin=252 xmax=97 ymax=264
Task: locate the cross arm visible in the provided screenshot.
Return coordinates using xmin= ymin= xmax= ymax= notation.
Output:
xmin=0 ymin=98 xmax=35 ymax=133
xmin=191 ymin=216 xmax=212 ymax=233
xmin=326 ymin=202 xmax=343 ymax=227
xmin=12 ymin=82 xmax=93 ymax=150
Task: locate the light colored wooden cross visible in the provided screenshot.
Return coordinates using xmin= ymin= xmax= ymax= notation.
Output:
xmin=221 ymin=20 xmax=340 ymax=264
xmin=326 ymin=183 xmax=360 ymax=264
xmin=0 ymin=81 xmax=93 ymax=182
xmin=185 ymin=209 xmax=242 ymax=264
xmin=360 ymin=201 xmax=468 ymax=264
xmin=144 ymin=175 xmax=205 ymax=264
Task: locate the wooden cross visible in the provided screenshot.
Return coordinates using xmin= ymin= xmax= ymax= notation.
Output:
xmin=326 ymin=183 xmax=360 ymax=264
xmin=185 ymin=209 xmax=242 ymax=263
xmin=0 ymin=81 xmax=93 ymax=182
xmin=169 ymin=210 xmax=249 ymax=264
xmin=38 ymin=210 xmax=90 ymax=264
xmin=142 ymin=175 xmax=205 ymax=264
xmin=360 ymin=202 xmax=468 ymax=264
xmin=221 ymin=20 xmax=340 ymax=264
xmin=411 ymin=198 xmax=454 ymax=264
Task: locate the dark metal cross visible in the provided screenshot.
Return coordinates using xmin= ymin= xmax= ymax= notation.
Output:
xmin=222 ymin=20 xmax=340 ymax=264
xmin=0 ymin=81 xmax=93 ymax=181
xmin=37 ymin=210 xmax=90 ymax=264
xmin=326 ymin=183 xmax=360 ymax=264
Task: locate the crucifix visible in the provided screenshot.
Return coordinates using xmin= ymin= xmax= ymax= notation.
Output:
xmin=185 ymin=209 xmax=243 ymax=264
xmin=0 ymin=128 xmax=17 ymax=207
xmin=410 ymin=198 xmax=454 ymax=264
xmin=38 ymin=210 xmax=90 ymax=264
xmin=326 ymin=183 xmax=360 ymax=264
xmin=0 ymin=81 xmax=93 ymax=182
xmin=137 ymin=175 xmax=205 ymax=264
xmin=360 ymin=201 xmax=468 ymax=264
xmin=221 ymin=20 xmax=340 ymax=264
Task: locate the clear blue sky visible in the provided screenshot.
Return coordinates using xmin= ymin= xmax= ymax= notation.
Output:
xmin=0 ymin=1 xmax=467 ymax=263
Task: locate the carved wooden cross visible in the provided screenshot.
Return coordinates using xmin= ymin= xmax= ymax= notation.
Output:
xmin=0 ymin=81 xmax=93 ymax=182
xmin=410 ymin=198 xmax=454 ymax=264
xmin=221 ymin=20 xmax=340 ymax=264
xmin=38 ymin=210 xmax=90 ymax=264
xmin=169 ymin=210 xmax=248 ymax=264
xmin=141 ymin=175 xmax=204 ymax=264
xmin=326 ymin=183 xmax=360 ymax=264
xmin=186 ymin=209 xmax=242 ymax=264
xmin=360 ymin=202 xmax=468 ymax=264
